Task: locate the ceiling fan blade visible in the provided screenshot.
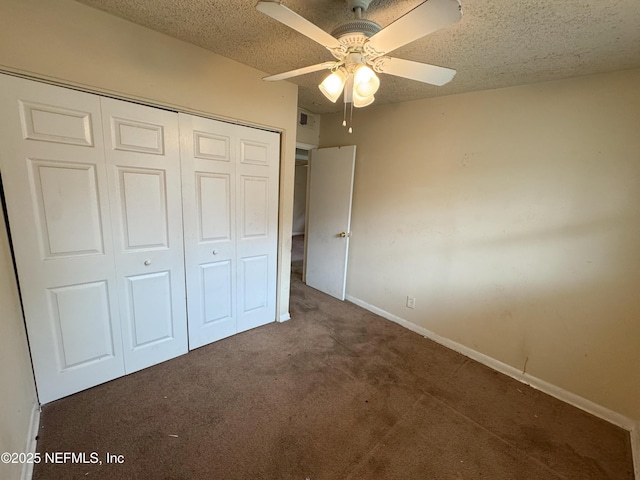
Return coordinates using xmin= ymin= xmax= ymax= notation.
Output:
xmin=256 ymin=1 xmax=341 ymax=49
xmin=375 ymin=57 xmax=456 ymax=86
xmin=263 ymin=62 xmax=335 ymax=81
xmin=367 ymin=0 xmax=462 ymax=54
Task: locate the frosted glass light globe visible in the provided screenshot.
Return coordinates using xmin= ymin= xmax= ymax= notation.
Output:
xmin=353 ymin=65 xmax=380 ymax=98
xmin=319 ymin=69 xmax=347 ymax=103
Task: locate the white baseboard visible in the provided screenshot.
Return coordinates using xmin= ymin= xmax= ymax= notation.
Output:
xmin=345 ymin=294 xmax=636 ymax=432
xmin=278 ymin=312 xmax=291 ymax=322
xmin=632 ymin=422 xmax=640 ymax=480
xmin=21 ymin=401 xmax=40 ymax=480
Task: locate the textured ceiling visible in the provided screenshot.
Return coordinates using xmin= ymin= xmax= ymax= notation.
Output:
xmin=76 ymin=0 xmax=640 ymax=114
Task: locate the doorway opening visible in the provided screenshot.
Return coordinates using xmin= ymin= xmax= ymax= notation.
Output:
xmin=292 ymin=146 xmax=310 ymax=281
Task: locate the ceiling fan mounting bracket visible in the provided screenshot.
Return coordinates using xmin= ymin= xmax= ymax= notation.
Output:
xmin=346 ymin=0 xmax=374 ymax=13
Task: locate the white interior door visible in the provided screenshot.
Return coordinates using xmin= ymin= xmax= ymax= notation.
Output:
xmin=179 ymin=114 xmax=237 ymax=349
xmin=0 ymin=74 xmax=125 ymax=403
xmin=101 ymin=98 xmax=188 ymax=373
xmin=305 ymin=145 xmax=356 ymax=300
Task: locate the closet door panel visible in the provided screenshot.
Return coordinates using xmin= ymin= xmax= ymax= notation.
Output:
xmin=126 ymin=271 xmax=174 ymax=349
xmin=235 ymin=125 xmax=279 ymax=333
xmin=239 ymin=254 xmax=269 ymax=311
xmin=200 ymin=260 xmax=233 ymax=324
xmin=30 ymin=159 xmax=105 ymax=256
xmin=118 ymin=168 xmax=168 ymax=249
xmin=0 ymin=74 xmax=125 ymax=403
xmin=239 ymin=175 xmax=270 ymax=238
xmin=49 ymin=281 xmax=116 ymax=368
xmin=101 ymin=98 xmax=188 ymax=373
xmin=180 ymin=114 xmax=237 ymax=349
xmin=198 ymin=172 xmax=232 ymax=242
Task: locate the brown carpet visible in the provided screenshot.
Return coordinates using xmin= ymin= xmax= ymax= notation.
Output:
xmin=33 ymin=261 xmax=634 ymax=480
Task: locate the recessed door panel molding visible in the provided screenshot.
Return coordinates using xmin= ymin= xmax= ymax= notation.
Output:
xmin=101 ymin=97 xmax=188 ymax=374
xmin=29 ymin=159 xmax=105 ymax=258
xmin=237 ymin=251 xmax=275 ymax=333
xmin=194 ymin=130 xmax=231 ymax=161
xmin=200 ymin=261 xmax=233 ymax=324
xmin=19 ymin=100 xmax=94 ymax=147
xmin=181 ymin=114 xmax=279 ymax=348
xmin=239 ymin=139 xmax=270 ymax=166
xmin=126 ymin=271 xmax=174 ymax=349
xmin=0 ymin=74 xmax=125 ymax=404
xmin=239 ymin=255 xmax=268 ymax=313
xmin=196 ymin=172 xmax=232 ymax=243
xmin=118 ymin=168 xmax=169 ymax=250
xmin=240 ymin=175 xmax=269 ymax=239
xmin=112 ymin=117 xmax=165 ymax=155
xmin=49 ymin=280 xmax=115 ymax=370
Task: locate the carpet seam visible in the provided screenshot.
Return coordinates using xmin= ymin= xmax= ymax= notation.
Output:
xmin=343 ymin=394 xmax=427 ymax=480
xmin=322 ymin=335 xmax=586 ymax=479
xmin=414 ymin=379 xmax=570 ymax=479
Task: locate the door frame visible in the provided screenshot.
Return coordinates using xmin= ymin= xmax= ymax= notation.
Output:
xmin=295 ymin=141 xmax=317 ymax=283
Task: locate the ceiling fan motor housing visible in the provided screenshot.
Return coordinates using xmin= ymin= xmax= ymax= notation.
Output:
xmin=338 ymin=0 xmax=381 ymax=41
xmin=331 ymin=19 xmax=382 ymax=40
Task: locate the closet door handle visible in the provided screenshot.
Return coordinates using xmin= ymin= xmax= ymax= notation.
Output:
xmin=144 ymin=259 xmax=152 ymax=266
xmin=212 ymin=250 xmax=219 ymax=255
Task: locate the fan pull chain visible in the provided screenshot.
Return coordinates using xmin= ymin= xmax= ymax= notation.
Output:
xmin=342 ymin=102 xmax=354 ymax=133
xmin=342 ymin=101 xmax=347 ymax=127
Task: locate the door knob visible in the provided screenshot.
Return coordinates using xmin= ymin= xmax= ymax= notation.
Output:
xmin=339 ymin=232 xmax=351 ymax=238
xmin=144 ymin=259 xmax=151 ymax=266
xmin=212 ymin=249 xmax=219 ymax=255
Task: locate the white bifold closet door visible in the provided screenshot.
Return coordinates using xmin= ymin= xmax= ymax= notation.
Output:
xmin=100 ymin=98 xmax=188 ymax=373
xmin=0 ymin=74 xmax=280 ymax=402
xmin=179 ymin=114 xmax=279 ymax=349
xmin=0 ymin=76 xmax=125 ymax=403
xmin=0 ymin=75 xmax=187 ymax=403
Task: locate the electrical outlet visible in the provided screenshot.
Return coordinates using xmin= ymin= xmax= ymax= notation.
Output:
xmin=406 ymin=296 xmax=416 ymax=309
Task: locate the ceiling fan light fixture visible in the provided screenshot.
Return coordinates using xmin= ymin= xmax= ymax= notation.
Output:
xmin=353 ymin=91 xmax=375 ymax=108
xmin=319 ymin=69 xmax=347 ymax=103
xmin=352 ymin=87 xmax=376 ymax=108
xmin=353 ymin=64 xmax=380 ymax=98
xmin=255 ymin=0 xmax=463 ymax=130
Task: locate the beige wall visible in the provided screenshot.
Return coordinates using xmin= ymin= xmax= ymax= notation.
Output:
xmin=320 ymin=69 xmax=640 ymax=420
xmin=296 ymin=108 xmax=321 ymax=146
xmin=0 ymin=207 xmax=38 ymax=480
xmin=0 ymin=0 xmax=298 ymax=325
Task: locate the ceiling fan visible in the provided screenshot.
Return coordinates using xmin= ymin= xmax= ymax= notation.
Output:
xmin=256 ymin=0 xmax=463 ymax=131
